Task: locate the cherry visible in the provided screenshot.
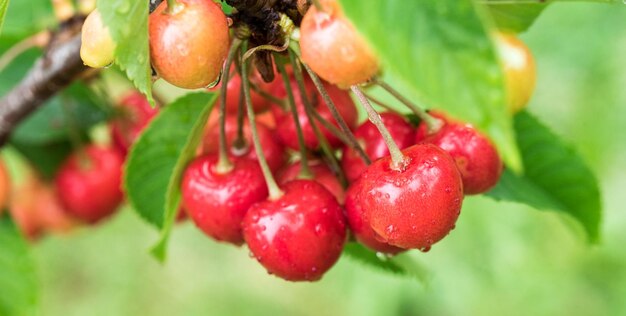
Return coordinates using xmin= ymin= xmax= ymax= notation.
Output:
xmin=209 ymin=65 xmax=275 ymax=114
xmin=347 ymin=144 xmax=463 ymax=250
xmin=242 ymin=180 xmax=346 ymax=281
xmin=277 ymin=159 xmax=345 ymax=204
xmin=415 ymin=112 xmax=503 ymax=195
xmin=110 ymin=91 xmax=159 ymax=155
xmin=181 ymin=154 xmax=268 ymax=245
xmin=149 ymin=0 xmax=230 ymax=89
xmin=496 ymin=32 xmax=536 ymax=113
xmin=300 ymin=0 xmax=379 ymax=87
xmin=344 ymin=180 xmax=404 ymax=255
xmin=55 ymin=145 xmax=124 ymax=224
xmin=0 ymin=159 xmax=9 ymax=212
xmin=271 ymin=75 xmax=357 ymax=150
xmin=202 ymin=115 xmax=285 ymax=172
xmin=80 ymin=8 xmax=116 ymax=68
xmin=341 ymin=112 xmax=414 ymax=182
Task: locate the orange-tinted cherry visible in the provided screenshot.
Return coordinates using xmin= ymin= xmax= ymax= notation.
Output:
xmin=348 ymin=144 xmax=463 ymax=250
xmin=202 ymin=115 xmax=285 ymax=172
xmin=271 ymin=76 xmax=357 ymax=150
xmin=300 ymin=0 xmax=379 ymax=87
xmin=415 ymin=112 xmax=503 ymax=195
xmin=149 ymin=0 xmax=229 ymax=89
xmin=242 ymin=180 xmax=346 ymax=281
xmin=341 ymin=112 xmax=414 ymax=182
xmin=277 ymin=159 xmax=345 ymax=204
xmin=55 ymin=145 xmax=124 ymax=224
xmin=110 ymin=91 xmax=159 ymax=155
xmin=181 ymin=154 xmax=268 ymax=245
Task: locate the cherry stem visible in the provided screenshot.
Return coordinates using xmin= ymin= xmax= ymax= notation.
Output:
xmin=249 ymin=81 xmax=286 ymax=108
xmin=308 ymin=107 xmax=350 ymax=145
xmin=374 ymin=78 xmax=443 ymax=134
xmin=276 ymin=57 xmax=312 ymax=179
xmin=288 ymin=49 xmax=348 ymax=187
xmin=362 ymin=92 xmax=400 ymax=114
xmin=165 ymin=0 xmax=183 ymax=14
xmin=216 ymin=38 xmax=242 ymax=174
xmin=351 ymin=85 xmax=407 ymax=171
xmin=300 ymin=61 xmax=371 ymax=165
xmin=242 ymin=44 xmax=283 ymax=200
xmin=233 ymin=76 xmax=247 ymax=150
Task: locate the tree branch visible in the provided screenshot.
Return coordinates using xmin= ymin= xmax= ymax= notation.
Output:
xmin=0 ymin=34 xmax=87 ymax=146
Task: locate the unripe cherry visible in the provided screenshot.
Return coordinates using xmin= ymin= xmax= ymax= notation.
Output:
xmin=80 ymin=9 xmax=116 ymax=68
xmin=496 ymin=32 xmax=536 ymax=113
xmin=300 ymin=0 xmax=379 ymax=87
xmin=149 ymin=0 xmax=230 ymax=89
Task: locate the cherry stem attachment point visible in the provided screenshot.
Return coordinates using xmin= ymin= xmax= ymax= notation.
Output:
xmin=242 ymin=43 xmax=283 ymax=200
xmin=374 ymin=78 xmax=443 ymax=134
xmin=351 ymin=85 xmax=407 ymax=171
xmin=165 ymin=0 xmax=184 ymax=14
xmin=216 ymin=38 xmax=242 ymax=174
xmin=300 ymin=61 xmax=371 ymax=165
xmin=276 ymin=57 xmax=312 ymax=179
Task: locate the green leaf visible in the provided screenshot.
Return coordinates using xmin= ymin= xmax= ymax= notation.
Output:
xmin=487 ymin=111 xmax=601 ymax=242
xmin=339 ymin=0 xmax=521 ymax=171
xmin=124 ymin=92 xmax=217 ymax=261
xmin=0 ymin=216 xmax=39 ymax=316
xmin=97 ymin=0 xmax=154 ymax=105
xmin=0 ymin=0 xmax=9 ymax=35
xmin=343 ymin=243 xmax=428 ymax=283
xmin=0 ymin=0 xmax=52 ymax=36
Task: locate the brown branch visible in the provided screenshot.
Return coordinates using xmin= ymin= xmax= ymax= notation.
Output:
xmin=0 ymin=33 xmax=87 ymax=146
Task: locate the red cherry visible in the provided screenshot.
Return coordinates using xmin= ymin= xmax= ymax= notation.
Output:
xmin=55 ymin=145 xmax=124 ymax=224
xmin=271 ymin=75 xmax=357 ymax=150
xmin=277 ymin=159 xmax=345 ymax=204
xmin=110 ymin=91 xmax=159 ymax=155
xmin=341 ymin=112 xmax=414 ymax=182
xmin=347 ymin=144 xmax=463 ymax=250
xmin=415 ymin=112 xmax=503 ymax=195
xmin=181 ymin=155 xmax=268 ymax=245
xmin=242 ymin=180 xmax=347 ymax=281
xmin=149 ymin=0 xmax=229 ymax=89
xmin=209 ymin=66 xmax=275 ymax=114
xmin=202 ymin=115 xmax=285 ymax=172
xmin=300 ymin=0 xmax=379 ymax=87
xmin=344 ymin=180 xmax=404 ymax=255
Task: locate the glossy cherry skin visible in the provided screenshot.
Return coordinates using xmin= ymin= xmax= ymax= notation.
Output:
xmin=496 ymin=32 xmax=536 ymax=113
xmin=149 ymin=0 xmax=229 ymax=89
xmin=242 ymin=180 xmax=347 ymax=281
xmin=300 ymin=0 xmax=379 ymax=87
xmin=202 ymin=115 xmax=285 ymax=172
xmin=341 ymin=112 xmax=414 ymax=182
xmin=181 ymin=154 xmax=268 ymax=245
xmin=415 ymin=112 xmax=503 ymax=195
xmin=55 ymin=145 xmax=124 ymax=224
xmin=209 ymin=66 xmax=275 ymax=114
xmin=348 ymin=144 xmax=463 ymax=250
xmin=80 ymin=9 xmax=116 ymax=68
xmin=277 ymin=159 xmax=345 ymax=204
xmin=271 ymin=75 xmax=357 ymax=150
xmin=344 ymin=179 xmax=404 ymax=254
xmin=110 ymin=91 xmax=159 ymax=155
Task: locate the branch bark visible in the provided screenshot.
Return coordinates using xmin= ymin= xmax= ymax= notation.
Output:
xmin=0 ymin=34 xmax=87 ymax=146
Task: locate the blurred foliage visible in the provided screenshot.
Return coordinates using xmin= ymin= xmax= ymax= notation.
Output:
xmin=1 ymin=2 xmax=625 ymax=316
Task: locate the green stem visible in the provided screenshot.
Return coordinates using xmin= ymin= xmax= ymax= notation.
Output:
xmin=233 ymin=76 xmax=247 ymax=151
xmin=249 ymin=81 xmax=286 ymax=108
xmin=165 ymin=0 xmax=183 ymax=14
xmin=374 ymin=78 xmax=443 ymax=134
xmin=288 ymin=50 xmax=348 ymax=187
xmin=351 ymin=85 xmax=407 ymax=171
xmin=242 ymin=43 xmax=283 ymax=200
xmin=276 ymin=57 xmax=312 ymax=179
xmin=216 ymin=38 xmax=242 ymax=174
xmin=300 ymin=61 xmax=371 ymax=165
xmin=308 ymin=108 xmax=350 ymax=145
xmin=362 ymin=91 xmax=400 ymax=114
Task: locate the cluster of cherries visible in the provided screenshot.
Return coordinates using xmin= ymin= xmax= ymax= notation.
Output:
xmin=51 ymin=0 xmax=536 ymax=282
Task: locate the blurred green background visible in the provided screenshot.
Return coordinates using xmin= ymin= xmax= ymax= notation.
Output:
xmin=9 ymin=3 xmax=626 ymax=316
